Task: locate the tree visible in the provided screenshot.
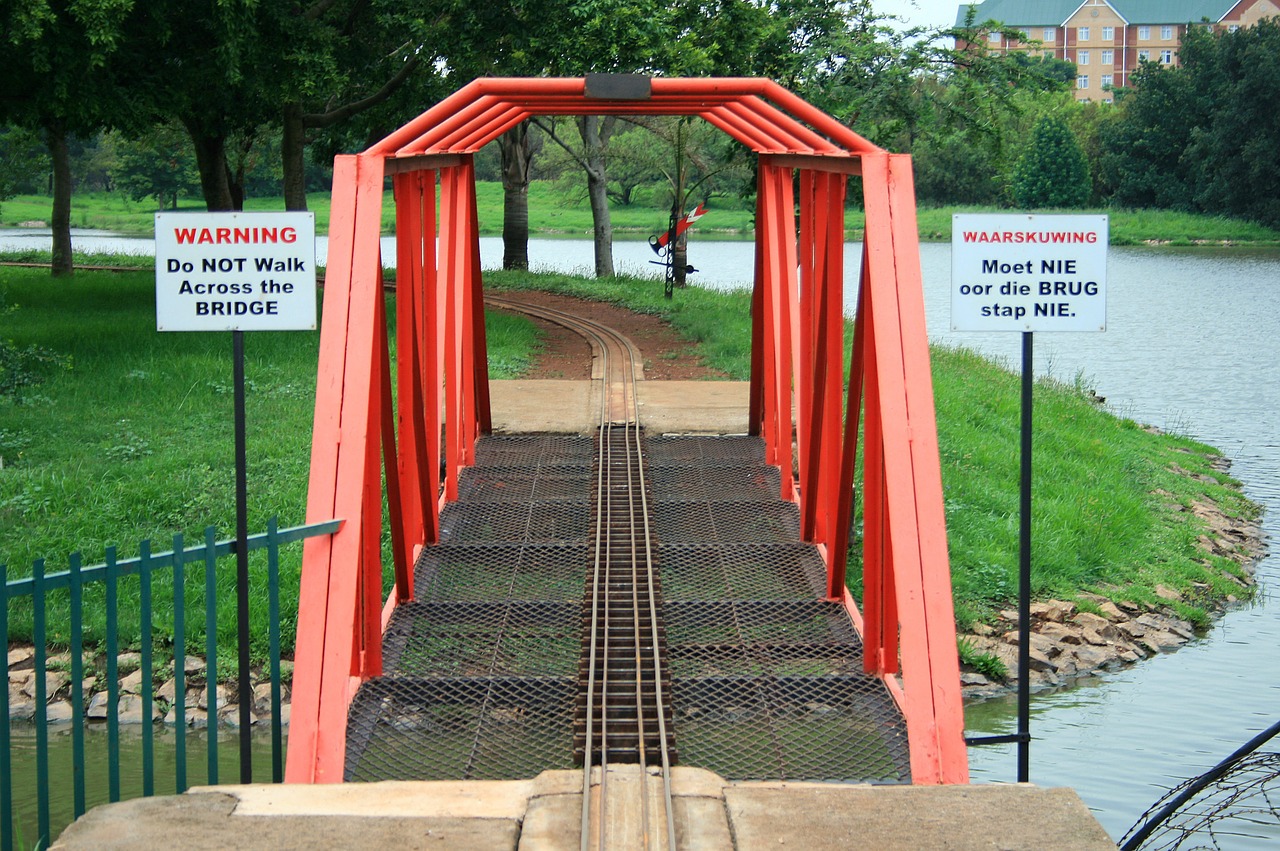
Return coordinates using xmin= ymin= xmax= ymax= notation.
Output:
xmin=0 ymin=0 xmax=143 ymax=274
xmin=1010 ymin=115 xmax=1091 ymax=208
xmin=111 ymin=125 xmax=202 ymax=210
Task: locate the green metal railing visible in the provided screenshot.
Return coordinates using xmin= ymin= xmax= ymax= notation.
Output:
xmin=1 ymin=517 xmax=340 ymax=851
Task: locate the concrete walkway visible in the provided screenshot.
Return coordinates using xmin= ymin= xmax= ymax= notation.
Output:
xmin=53 ymin=768 xmax=1116 ymax=850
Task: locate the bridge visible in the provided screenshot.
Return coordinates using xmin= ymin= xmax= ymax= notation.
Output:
xmin=284 ymin=75 xmax=968 ymax=843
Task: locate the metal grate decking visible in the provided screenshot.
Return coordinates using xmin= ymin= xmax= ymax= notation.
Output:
xmin=343 ymin=434 xmax=910 ymax=784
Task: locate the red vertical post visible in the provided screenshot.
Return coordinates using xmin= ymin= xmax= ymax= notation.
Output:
xmin=819 ymin=172 xmax=847 ymax=553
xmin=466 ymin=162 xmax=493 ymax=436
xmin=418 ymin=171 xmax=442 ymax=528
xmin=797 ymin=169 xmax=817 ymax=536
xmin=829 ymin=260 xmax=867 ymax=600
xmin=440 ymin=166 xmax=464 ymax=500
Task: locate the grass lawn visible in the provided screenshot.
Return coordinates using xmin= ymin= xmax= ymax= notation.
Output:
xmin=5 ymin=187 xmax=1280 ymax=246
xmin=1 ymin=266 xmax=1258 ymax=664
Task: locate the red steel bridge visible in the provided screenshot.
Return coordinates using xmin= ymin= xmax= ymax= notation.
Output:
xmin=285 ymin=76 xmax=968 ymax=830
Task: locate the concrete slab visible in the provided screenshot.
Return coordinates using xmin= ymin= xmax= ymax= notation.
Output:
xmin=50 ymin=790 xmax=522 ymax=851
xmin=488 ymin=379 xmax=752 ymax=435
xmin=53 ymin=773 xmax=1115 ymax=850
xmin=723 ymin=782 xmax=1116 ymax=851
xmin=637 ymin=381 xmax=750 ymax=434
xmin=490 ymin=380 xmax=596 ymax=434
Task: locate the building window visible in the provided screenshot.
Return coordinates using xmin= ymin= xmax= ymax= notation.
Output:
xmin=1229 ymin=24 xmax=1240 ymax=32
xmin=1078 ymin=50 xmax=1090 ymax=65
xmin=1161 ymin=49 xmax=1173 ymax=63
xmin=1044 ymin=26 xmax=1056 ymax=41
xmin=1138 ymin=49 xmax=1150 ymax=61
xmin=1138 ymin=25 xmax=1150 ymax=39
xmin=1162 ymin=25 xmax=1173 ymax=39
xmin=1101 ymin=74 xmax=1113 ymax=88
xmin=1102 ymin=26 xmax=1114 ymax=40
xmin=1101 ymin=49 xmax=1113 ymax=64
xmin=988 ymin=31 xmax=1002 ymax=43
xmin=1077 ymin=75 xmax=1089 ymax=89
xmin=1079 ymin=26 xmax=1090 ymax=41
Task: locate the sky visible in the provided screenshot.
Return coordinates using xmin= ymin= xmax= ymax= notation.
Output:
xmin=874 ymin=0 xmax=971 ymax=31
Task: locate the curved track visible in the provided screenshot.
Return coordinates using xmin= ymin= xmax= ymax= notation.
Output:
xmin=486 ymin=294 xmax=678 ymax=850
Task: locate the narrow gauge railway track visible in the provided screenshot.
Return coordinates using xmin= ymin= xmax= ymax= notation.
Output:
xmin=488 ymin=295 xmax=679 ymax=850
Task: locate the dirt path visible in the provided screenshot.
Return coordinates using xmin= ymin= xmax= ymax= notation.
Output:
xmin=487 ymin=290 xmax=728 ymax=381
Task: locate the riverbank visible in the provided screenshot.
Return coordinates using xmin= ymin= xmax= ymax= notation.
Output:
xmin=6 ymin=189 xmax=1280 ymax=246
xmin=958 ymin=451 xmax=1266 ymax=700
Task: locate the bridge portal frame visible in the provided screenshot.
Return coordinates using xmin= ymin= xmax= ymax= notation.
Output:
xmin=286 ymin=76 xmax=967 ymax=786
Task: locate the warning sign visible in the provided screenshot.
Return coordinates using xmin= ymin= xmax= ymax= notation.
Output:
xmin=951 ymin=214 xmax=1108 ymax=332
xmin=155 ymin=212 xmax=316 ymax=332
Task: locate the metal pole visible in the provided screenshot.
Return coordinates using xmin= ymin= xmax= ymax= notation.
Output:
xmin=1017 ymin=330 xmax=1033 ymax=782
xmin=233 ymin=329 xmax=253 ymax=783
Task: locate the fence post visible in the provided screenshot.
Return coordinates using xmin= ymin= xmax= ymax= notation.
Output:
xmin=33 ymin=558 xmax=50 ymax=844
xmin=1 ymin=560 xmax=10 ymax=851
xmin=172 ymin=532 xmax=187 ymax=793
xmin=268 ymin=517 xmax=284 ymax=783
xmin=69 ymin=552 xmax=87 ymax=817
xmin=203 ymin=526 xmax=219 ymax=786
xmin=140 ymin=539 xmax=155 ymax=797
xmin=104 ymin=546 xmax=121 ymax=802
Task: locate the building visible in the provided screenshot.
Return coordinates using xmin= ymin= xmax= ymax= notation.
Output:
xmin=956 ymin=0 xmax=1280 ymax=102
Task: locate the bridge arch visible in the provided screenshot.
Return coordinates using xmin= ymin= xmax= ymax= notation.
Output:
xmin=287 ymin=76 xmax=967 ymax=786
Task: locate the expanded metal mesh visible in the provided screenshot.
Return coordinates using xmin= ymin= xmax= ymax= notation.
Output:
xmin=345 ymin=433 xmax=910 ymax=786
xmin=414 ymin=543 xmax=587 ymax=603
xmin=345 ymin=676 xmax=576 ymax=781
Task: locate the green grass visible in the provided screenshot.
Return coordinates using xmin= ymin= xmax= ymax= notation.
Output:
xmin=1 ymin=265 xmax=1258 ymax=665
xmin=0 ymin=267 xmax=538 ymax=663
xmin=7 ymin=187 xmax=1280 ymax=245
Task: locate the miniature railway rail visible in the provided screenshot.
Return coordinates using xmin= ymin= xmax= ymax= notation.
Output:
xmin=490 ymin=295 xmax=678 ymax=850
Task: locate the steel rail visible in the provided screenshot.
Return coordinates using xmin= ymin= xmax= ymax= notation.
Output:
xmin=487 ymin=295 xmax=677 ymax=850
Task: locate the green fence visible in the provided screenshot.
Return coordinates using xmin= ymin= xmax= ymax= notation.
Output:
xmin=1 ymin=517 xmax=340 ymax=851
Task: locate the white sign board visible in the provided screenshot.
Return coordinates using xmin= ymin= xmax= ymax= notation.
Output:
xmin=155 ymin=212 xmax=317 ymax=332
xmin=951 ymin=214 xmax=1108 ymax=332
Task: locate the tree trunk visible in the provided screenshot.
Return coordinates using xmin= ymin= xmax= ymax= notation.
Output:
xmin=282 ymin=102 xmax=308 ymax=211
xmin=185 ymin=122 xmax=235 ymax=211
xmin=47 ymin=125 xmax=73 ymax=278
xmin=577 ymin=115 xmax=614 ymax=278
xmin=499 ymin=122 xmax=531 ymax=270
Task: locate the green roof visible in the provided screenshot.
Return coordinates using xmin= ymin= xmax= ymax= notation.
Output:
xmin=955 ymin=0 xmax=1241 ymax=28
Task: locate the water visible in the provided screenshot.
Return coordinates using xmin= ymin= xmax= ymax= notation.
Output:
xmin=6 ymin=229 xmax=1280 ymax=843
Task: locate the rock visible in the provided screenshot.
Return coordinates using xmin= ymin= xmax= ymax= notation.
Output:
xmin=960 ymin=672 xmax=991 ymax=686
xmin=120 ymin=669 xmax=146 ymax=695
xmin=45 ymin=700 xmax=76 ymax=724
xmin=1072 ymin=612 xmax=1119 ymax=641
xmin=1098 ymin=601 xmax=1126 ymax=620
xmin=184 ymin=656 xmax=206 ymax=675
xmin=1026 ymin=647 xmax=1055 ymax=672
xmin=970 ymin=623 xmax=995 ymax=637
xmin=1154 ymin=584 xmax=1183 ymax=602
xmin=1030 ymin=600 xmax=1076 ymax=623
xmin=1038 ymin=622 xmax=1082 ymax=645
xmin=198 ymin=684 xmax=228 ymax=712
xmin=86 ymin=691 xmax=111 ymax=720
xmin=7 ymin=647 xmax=36 ymax=670
xmin=1029 ymin=633 xmax=1061 ymax=658
xmin=8 ymin=697 xmax=36 ymax=721
xmin=156 ymin=678 xmax=177 ymax=703
xmin=1069 ymin=644 xmax=1112 ymax=670
xmin=1117 ymin=621 xmax=1146 ymax=640
xmin=116 ymin=652 xmax=141 ymax=672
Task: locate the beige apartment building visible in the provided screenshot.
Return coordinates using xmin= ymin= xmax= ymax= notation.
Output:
xmin=957 ymin=0 xmax=1280 ymax=101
